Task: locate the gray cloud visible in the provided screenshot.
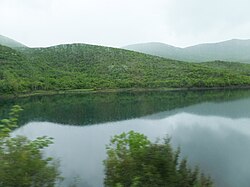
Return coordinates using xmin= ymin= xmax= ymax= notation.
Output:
xmin=165 ymin=0 xmax=250 ymax=46
xmin=0 ymin=0 xmax=250 ymax=47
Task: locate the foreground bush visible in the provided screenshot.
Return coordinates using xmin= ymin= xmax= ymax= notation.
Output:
xmin=0 ymin=105 xmax=61 ymax=187
xmin=104 ymin=131 xmax=213 ymax=187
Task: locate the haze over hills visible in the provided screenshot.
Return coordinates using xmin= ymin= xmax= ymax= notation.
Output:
xmin=123 ymin=39 xmax=250 ymax=63
xmin=0 ymin=35 xmax=27 ymax=49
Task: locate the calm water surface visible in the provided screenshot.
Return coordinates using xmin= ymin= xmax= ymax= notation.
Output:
xmin=1 ymin=90 xmax=250 ymax=187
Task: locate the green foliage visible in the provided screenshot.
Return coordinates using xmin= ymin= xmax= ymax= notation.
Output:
xmin=0 ymin=105 xmax=22 ymax=137
xmin=203 ymin=61 xmax=250 ymax=75
xmin=0 ymin=45 xmax=24 ymax=61
xmin=1 ymin=43 xmax=250 ymax=94
xmin=0 ymin=105 xmax=61 ymax=187
xmin=104 ymin=131 xmax=213 ymax=187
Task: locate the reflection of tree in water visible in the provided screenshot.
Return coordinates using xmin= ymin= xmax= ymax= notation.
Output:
xmin=1 ymin=89 xmax=250 ymax=126
xmin=66 ymin=175 xmax=93 ymax=187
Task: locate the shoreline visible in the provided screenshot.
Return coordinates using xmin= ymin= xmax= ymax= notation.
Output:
xmin=1 ymin=86 xmax=250 ymax=99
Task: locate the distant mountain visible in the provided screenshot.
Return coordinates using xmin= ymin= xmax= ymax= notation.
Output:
xmin=123 ymin=39 xmax=250 ymax=63
xmin=124 ymin=42 xmax=182 ymax=60
xmin=0 ymin=35 xmax=27 ymax=49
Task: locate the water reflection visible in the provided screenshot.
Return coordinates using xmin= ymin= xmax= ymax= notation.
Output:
xmin=15 ymin=112 xmax=250 ymax=187
xmin=3 ymin=89 xmax=250 ymax=186
xmin=2 ymin=89 xmax=250 ymax=126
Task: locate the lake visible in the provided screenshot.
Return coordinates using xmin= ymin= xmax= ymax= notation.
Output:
xmin=1 ymin=89 xmax=250 ymax=187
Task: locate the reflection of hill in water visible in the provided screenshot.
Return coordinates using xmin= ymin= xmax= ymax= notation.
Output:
xmin=145 ymin=97 xmax=250 ymax=120
xmin=1 ymin=89 xmax=250 ymax=126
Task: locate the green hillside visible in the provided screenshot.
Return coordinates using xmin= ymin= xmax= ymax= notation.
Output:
xmin=1 ymin=43 xmax=250 ymax=95
xmin=0 ymin=45 xmax=24 ymax=61
xmin=203 ymin=61 xmax=250 ymax=75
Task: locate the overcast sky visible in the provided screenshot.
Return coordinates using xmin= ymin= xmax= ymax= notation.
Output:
xmin=1 ymin=0 xmax=250 ymax=48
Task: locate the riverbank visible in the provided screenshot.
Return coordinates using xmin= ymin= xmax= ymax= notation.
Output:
xmin=1 ymin=85 xmax=250 ymax=99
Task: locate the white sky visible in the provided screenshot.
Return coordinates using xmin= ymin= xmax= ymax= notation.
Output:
xmin=1 ymin=0 xmax=250 ymax=48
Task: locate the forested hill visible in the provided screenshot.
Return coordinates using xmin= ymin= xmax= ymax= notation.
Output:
xmin=0 ymin=45 xmax=24 ymax=61
xmin=1 ymin=43 xmax=250 ymax=95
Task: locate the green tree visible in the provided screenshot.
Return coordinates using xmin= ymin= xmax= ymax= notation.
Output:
xmin=104 ymin=131 xmax=213 ymax=187
xmin=0 ymin=105 xmax=61 ymax=187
